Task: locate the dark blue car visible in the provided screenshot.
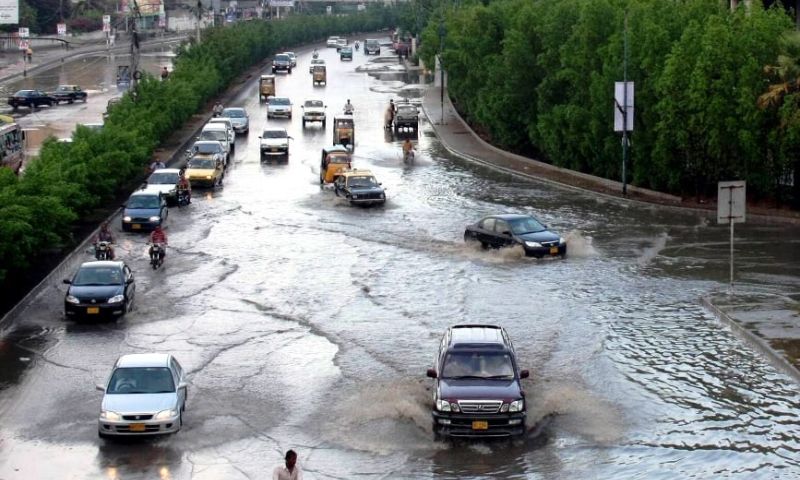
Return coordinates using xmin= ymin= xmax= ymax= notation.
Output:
xmin=122 ymin=190 xmax=168 ymax=232
xmin=464 ymin=214 xmax=566 ymax=258
xmin=64 ymin=261 xmax=135 ymax=320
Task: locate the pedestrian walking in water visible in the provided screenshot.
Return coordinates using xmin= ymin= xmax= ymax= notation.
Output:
xmin=273 ymin=449 xmax=302 ymax=480
xmin=25 ymin=46 xmax=32 ymax=63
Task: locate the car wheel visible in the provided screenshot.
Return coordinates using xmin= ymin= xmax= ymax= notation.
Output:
xmin=98 ymin=430 xmax=111 ymax=440
xmin=288 ymin=68 xmax=292 ymax=74
xmin=302 ymin=120 xmax=306 ymax=128
xmin=480 ymin=241 xmax=490 ymax=250
xmin=68 ymin=99 xmax=74 ymax=104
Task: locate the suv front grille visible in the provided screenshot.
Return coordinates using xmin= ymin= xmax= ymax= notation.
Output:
xmin=458 ymin=400 xmax=503 ymax=414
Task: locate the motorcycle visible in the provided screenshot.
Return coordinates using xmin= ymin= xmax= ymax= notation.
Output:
xmin=354 ymin=42 xmax=360 ymax=51
xmin=177 ymin=188 xmax=191 ymax=207
xmin=312 ymin=50 xmax=319 ymax=59
xmin=149 ymin=243 xmax=165 ymax=270
xmin=94 ymin=241 xmax=113 ymax=260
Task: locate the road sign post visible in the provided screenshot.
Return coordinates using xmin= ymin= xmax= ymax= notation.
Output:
xmin=717 ymin=181 xmax=746 ymax=291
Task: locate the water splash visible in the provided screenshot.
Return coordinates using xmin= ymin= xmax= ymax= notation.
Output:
xmin=564 ymin=230 xmax=598 ymax=258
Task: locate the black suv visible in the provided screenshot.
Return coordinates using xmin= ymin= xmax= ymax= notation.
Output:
xmin=427 ymin=324 xmax=529 ymax=438
xmin=272 ymin=53 xmax=292 ymax=73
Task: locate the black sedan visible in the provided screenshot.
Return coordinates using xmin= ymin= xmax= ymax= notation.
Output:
xmin=7 ymin=89 xmax=55 ymax=110
xmin=464 ymin=214 xmax=566 ymax=258
xmin=63 ymin=261 xmax=135 ymax=320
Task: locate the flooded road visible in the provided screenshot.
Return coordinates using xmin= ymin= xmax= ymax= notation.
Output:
xmin=1 ymin=39 xmax=800 ymax=479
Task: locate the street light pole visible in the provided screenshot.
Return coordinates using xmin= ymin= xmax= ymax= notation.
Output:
xmin=438 ymin=20 xmax=445 ymax=125
xmin=622 ymin=11 xmax=628 ymax=196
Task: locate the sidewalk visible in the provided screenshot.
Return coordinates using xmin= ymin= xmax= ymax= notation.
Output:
xmin=420 ymin=84 xmax=800 ymax=383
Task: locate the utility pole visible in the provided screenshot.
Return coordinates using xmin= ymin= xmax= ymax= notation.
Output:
xmin=196 ymin=0 xmax=203 ymax=44
xmin=130 ymin=0 xmax=142 ymax=94
xmin=622 ymin=11 xmax=628 ymax=195
xmin=438 ymin=20 xmax=446 ymax=125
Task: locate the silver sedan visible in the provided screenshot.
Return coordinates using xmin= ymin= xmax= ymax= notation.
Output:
xmin=96 ymin=353 xmax=188 ymax=438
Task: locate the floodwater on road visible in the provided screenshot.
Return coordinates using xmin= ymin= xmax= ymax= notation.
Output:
xmin=1 ymin=38 xmax=800 ymax=479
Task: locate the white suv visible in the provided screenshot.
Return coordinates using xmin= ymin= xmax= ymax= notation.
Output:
xmin=302 ymin=99 xmax=326 ymax=128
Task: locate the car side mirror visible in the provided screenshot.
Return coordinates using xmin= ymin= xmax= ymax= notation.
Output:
xmin=63 ymin=279 xmax=71 ymax=284
xmin=178 ymin=382 xmax=188 ymax=390
xmin=520 ymin=369 xmax=529 ymax=379
xmin=96 ymin=384 xmax=105 ymax=392
xmin=426 ymin=368 xmax=437 ymax=378
xmin=258 ymin=136 xmax=262 ymax=139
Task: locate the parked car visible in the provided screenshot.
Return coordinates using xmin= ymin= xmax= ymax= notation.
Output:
xmin=463 ymin=214 xmax=566 ymax=258
xmin=427 ymin=324 xmax=529 ymax=439
xmin=272 ymin=53 xmax=292 ymax=73
xmin=340 ymin=46 xmax=353 ymax=61
xmin=96 ymin=353 xmax=187 ymax=438
xmin=50 ymin=84 xmax=88 ymax=104
xmin=301 ymin=99 xmax=326 ymax=128
xmin=327 ymin=36 xmax=341 ymax=48
xmin=333 ymin=169 xmax=386 ymax=206
xmin=364 ymin=38 xmax=380 ymax=55
xmin=309 ymin=58 xmax=325 ymax=73
xmin=63 ymin=261 xmax=135 ymax=320
xmin=121 ymin=189 xmax=168 ymax=232
xmin=143 ymin=168 xmax=181 ymax=205
xmin=284 ymin=51 xmax=297 ymax=67
xmin=259 ymin=128 xmax=291 ymax=160
xmin=267 ymin=97 xmax=292 ymax=119
xmin=221 ymin=107 xmax=249 ymax=134
xmin=7 ymin=89 xmax=54 ymax=110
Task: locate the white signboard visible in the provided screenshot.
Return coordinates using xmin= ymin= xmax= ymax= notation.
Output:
xmin=326 ymin=5 xmax=332 ymax=15
xmin=57 ymin=23 xmax=66 ymax=36
xmin=103 ymin=15 xmax=111 ymax=32
xmin=613 ymin=81 xmax=634 ymax=132
xmin=0 ymin=0 xmax=18 ymax=24
xmin=269 ymin=0 xmax=294 ymax=6
xmin=717 ymin=181 xmax=746 ymax=224
xmin=357 ymin=3 xmax=366 ymax=10
xmin=18 ymin=27 xmax=29 ymax=38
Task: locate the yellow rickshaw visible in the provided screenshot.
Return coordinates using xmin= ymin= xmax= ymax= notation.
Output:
xmin=312 ymin=65 xmax=327 ymax=86
xmin=332 ymin=115 xmax=355 ymax=149
xmin=320 ymin=145 xmax=351 ymax=184
xmin=259 ymin=75 xmax=275 ymax=102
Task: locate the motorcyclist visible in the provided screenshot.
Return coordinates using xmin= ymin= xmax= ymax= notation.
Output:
xmin=149 ymin=158 xmax=166 ymax=173
xmin=177 ymin=168 xmax=191 ymax=205
xmin=312 ymin=48 xmax=319 ymax=59
xmin=94 ymin=222 xmax=115 ymax=259
xmin=343 ymin=99 xmax=354 ymax=115
xmin=213 ymin=101 xmax=224 ymax=117
xmin=355 ymin=41 xmax=360 ymax=50
xmin=402 ymin=138 xmax=414 ymax=162
xmin=149 ymin=225 xmax=168 ymax=263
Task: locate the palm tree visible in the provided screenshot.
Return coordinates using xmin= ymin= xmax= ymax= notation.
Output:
xmin=758 ymin=31 xmax=800 ymax=109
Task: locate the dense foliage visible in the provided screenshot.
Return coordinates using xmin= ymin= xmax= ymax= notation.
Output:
xmin=0 ymin=6 xmax=400 ymax=285
xmin=418 ymin=0 xmax=799 ymax=203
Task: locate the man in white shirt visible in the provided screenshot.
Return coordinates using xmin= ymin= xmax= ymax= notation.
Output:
xmin=273 ymin=449 xmax=302 ymax=480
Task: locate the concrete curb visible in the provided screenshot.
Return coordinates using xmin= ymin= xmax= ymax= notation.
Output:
xmin=701 ymin=296 xmax=800 ymax=384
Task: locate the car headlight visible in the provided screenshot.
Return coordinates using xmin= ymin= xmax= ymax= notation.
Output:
xmin=123 ymin=216 xmax=131 ymax=222
xmin=525 ymin=241 xmax=542 ymax=248
xmin=66 ymin=295 xmax=79 ymax=304
xmin=100 ymin=410 xmax=121 ymax=421
xmin=154 ymin=408 xmax=178 ymax=420
xmin=205 ymin=175 xmax=212 ymax=179
xmin=559 ymin=237 xmax=566 ymax=245
xmin=509 ymin=399 xmax=524 ymax=412
xmin=436 ymin=399 xmax=451 ymax=412
xmin=352 ymin=194 xmax=359 ymax=199
xmin=108 ymin=294 xmax=124 ymax=304
xmin=149 ymin=216 xmax=161 ymax=222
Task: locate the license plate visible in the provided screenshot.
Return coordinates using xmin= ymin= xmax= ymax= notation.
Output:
xmin=132 ymin=224 xmax=141 ymax=230
xmin=472 ymin=421 xmax=488 ymax=430
xmin=550 ymin=246 xmax=559 ymax=254
xmin=271 ymin=148 xmax=278 ymax=152
xmin=87 ymin=307 xmax=100 ymax=314
xmin=129 ymin=423 xmax=146 ymax=432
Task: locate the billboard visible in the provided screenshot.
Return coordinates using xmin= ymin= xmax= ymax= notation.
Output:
xmin=122 ymin=0 xmax=162 ymax=16
xmin=269 ymin=0 xmax=295 ymax=7
xmin=0 ymin=0 xmax=18 ymax=25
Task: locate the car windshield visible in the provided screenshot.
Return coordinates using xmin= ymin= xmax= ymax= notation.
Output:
xmin=127 ymin=195 xmax=160 ymax=209
xmin=188 ymin=158 xmax=216 ymax=169
xmin=72 ymin=266 xmax=123 ymax=286
xmin=275 ymin=55 xmax=289 ymax=61
xmin=148 ymin=172 xmax=179 ymax=184
xmin=305 ymin=100 xmax=323 ymax=108
xmin=107 ymin=367 xmax=175 ymax=394
xmin=398 ymin=106 xmax=417 ymax=114
xmin=200 ymin=131 xmax=226 ymax=142
xmin=222 ymin=108 xmax=245 ymax=118
xmin=348 ymin=176 xmax=378 ymax=188
xmin=509 ymin=217 xmax=546 ymax=234
xmin=262 ymin=130 xmax=287 ymax=139
xmin=270 ymin=98 xmax=290 ymax=106
xmin=194 ymin=142 xmax=222 ymax=154
xmin=441 ymin=352 xmax=515 ymax=379
xmin=328 ymin=154 xmax=350 ymax=164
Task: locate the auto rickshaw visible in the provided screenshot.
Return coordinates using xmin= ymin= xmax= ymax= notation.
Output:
xmin=312 ymin=65 xmax=327 ymax=86
xmin=332 ymin=115 xmax=355 ymax=149
xmin=259 ymin=75 xmax=276 ymax=102
xmin=320 ymin=145 xmax=351 ymax=184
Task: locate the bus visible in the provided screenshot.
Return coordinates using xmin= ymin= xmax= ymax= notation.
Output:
xmin=0 ymin=122 xmax=24 ymax=174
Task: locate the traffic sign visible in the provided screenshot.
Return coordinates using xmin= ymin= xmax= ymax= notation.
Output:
xmin=57 ymin=23 xmax=66 ymax=36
